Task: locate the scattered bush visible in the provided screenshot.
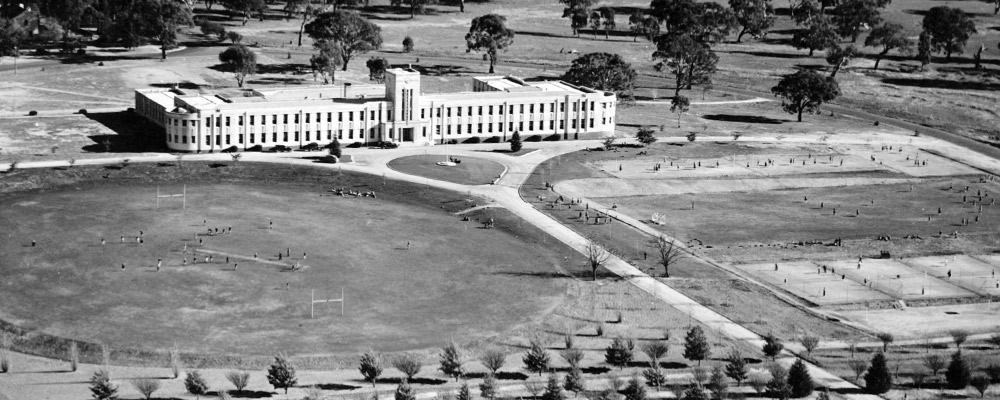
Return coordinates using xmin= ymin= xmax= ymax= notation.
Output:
xmin=246 ymin=145 xmax=263 ymax=152
xmin=946 ymin=351 xmax=971 ymax=389
xmin=76 ymin=48 xmax=86 ymax=55
xmin=463 ymin=136 xmax=482 ymax=144
xmin=327 ymin=138 xmax=342 ymax=157
xmin=301 ymin=142 xmax=320 ymax=151
xmin=200 ymin=21 xmax=227 ymax=41
xmin=28 ymin=111 xmax=38 ymax=116
xmin=1 ymin=350 xmax=9 ymax=373
xmin=226 ymin=371 xmax=251 ymax=393
xmin=89 ymin=370 xmax=118 ymax=400
xmin=371 ymin=141 xmax=399 ymax=149
xmin=605 ymin=337 xmax=634 ymax=370
xmin=762 ymin=333 xmax=783 ymax=360
xmin=971 ymin=376 xmax=990 ymax=397
xmin=78 ymin=109 xmax=87 ymax=115
xmin=484 ymin=136 xmax=501 ymax=143
xmin=319 ymin=155 xmax=339 ymax=163
xmin=266 ymin=353 xmax=297 ymax=394
xmin=447 ymin=139 xmax=459 ymax=144
xmin=479 ymin=348 xmax=506 ymax=374
xmin=169 ymin=348 xmax=181 ymax=379
xmin=68 ymin=341 xmax=79 ymax=372
xmin=359 ymin=350 xmax=383 ymax=389
xmin=439 ymin=341 xmax=464 ymax=381
xmin=403 ymin=36 xmax=415 ymax=52
xmin=525 ymin=135 xmax=542 ymax=142
xmin=132 ymin=378 xmax=161 ymax=400
xmin=523 ymin=337 xmax=552 ymax=376
xmin=221 ymin=145 xmax=239 ymax=153
xmin=544 ymin=133 xmax=562 ymax=141
xmin=347 ymin=142 xmax=364 ymax=148
xmin=185 ymin=370 xmax=210 ymax=397
xmin=392 ymin=353 xmax=422 ymax=380
xmin=510 ymin=132 xmax=522 ymax=152
xmin=34 ymin=48 xmax=49 ymax=55
xmin=561 ymin=348 xmax=583 ymax=369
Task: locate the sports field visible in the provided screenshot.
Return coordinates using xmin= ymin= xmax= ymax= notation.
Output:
xmin=0 ymin=162 xmax=585 ymax=357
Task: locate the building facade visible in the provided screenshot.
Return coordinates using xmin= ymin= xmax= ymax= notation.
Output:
xmin=135 ymin=68 xmax=618 ymax=152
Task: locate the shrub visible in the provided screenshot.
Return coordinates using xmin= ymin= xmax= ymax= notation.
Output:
xmin=525 ymin=135 xmax=543 ymax=142
xmin=133 ymin=378 xmax=161 ymax=400
xmin=799 ymin=336 xmax=820 ymax=356
xmin=642 ymin=367 xmax=665 ymax=390
xmin=439 ymin=341 xmax=464 ymax=381
xmin=484 ymin=136 xmax=501 ymax=143
xmin=89 ymin=370 xmax=118 ymax=400
xmin=564 ymin=332 xmax=574 ymax=350
xmin=169 ymin=348 xmax=181 ymax=379
xmin=762 ymin=333 xmax=784 ymax=360
xmin=359 ymin=350 xmax=383 ymax=389
xmin=708 ymin=366 xmax=729 ymax=400
xmin=985 ymin=363 xmax=1000 ymax=383
xmin=636 ymin=127 xmax=657 ymax=145
xmin=510 ymin=132 xmax=522 ymax=152
xmin=76 ymin=48 xmax=86 ymax=55
xmin=865 ymin=352 xmax=892 ymax=394
xmin=565 ymin=367 xmax=586 ymax=394
xmin=463 ymin=136 xmax=482 ymax=144
xmin=623 ymin=374 xmax=647 ymax=400
xmin=946 ymin=351 xmax=971 ymax=389
xmin=200 ymin=21 xmax=227 ymax=41
xmin=185 ymin=370 xmax=210 ymax=397
xmin=1 ymin=350 xmax=9 ymax=373
xmin=561 ymin=348 xmax=584 ymax=369
xmin=221 ymin=145 xmax=239 ymax=153
xmin=479 ymin=348 xmax=506 ymax=374
xmin=347 ymin=142 xmax=364 ymax=148
xmin=246 ymin=145 xmax=263 ymax=152
xmin=226 ymin=371 xmax=250 ymax=393
xmin=542 ymin=373 xmax=564 ymax=400
xmin=320 ymin=155 xmax=339 ymax=163
xmin=392 ymin=353 xmax=421 ymax=380
xmin=328 ymin=138 xmax=342 ymax=157
xmin=479 ymin=373 xmax=498 ymax=400
xmin=447 ymin=139 xmax=459 ymax=144
xmin=28 ymin=111 xmax=38 ymax=116
xmin=766 ymin=363 xmax=791 ymax=400
xmin=605 ymin=337 xmax=635 ymax=370
xmin=523 ymin=336 xmax=551 ymax=376
xmin=686 ymin=132 xmax=696 ymax=142
xmin=971 ymin=376 xmax=990 ymax=397
xmin=544 ymin=133 xmax=562 ymax=141
xmin=403 ymin=36 xmax=415 ymax=52
xmin=302 ymin=142 xmax=320 ymax=151
xmin=78 ymin=108 xmax=87 ymax=115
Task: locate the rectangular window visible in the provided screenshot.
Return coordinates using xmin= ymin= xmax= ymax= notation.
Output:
xmin=205 ymin=135 xmax=210 ymax=145
xmin=349 ymin=112 xmax=354 ymax=122
xmin=447 ymin=125 xmax=452 ymax=135
xmin=560 ymin=103 xmax=565 ymax=112
xmin=478 ymin=106 xmax=483 ymax=115
xmin=206 ymin=117 xmax=211 ymax=126
xmin=468 ymin=124 xmax=472 ymax=133
xmin=294 ymin=114 xmax=299 ymax=123
xmin=273 ymin=132 xmax=277 ymax=142
xmin=422 ymin=127 xmax=427 ymax=137
xmin=573 ymin=103 xmax=578 ymax=112
xmin=509 ymin=122 xmax=514 ymax=131
xmin=250 ymin=116 xmax=255 ymax=125
xmin=529 ymin=104 xmax=534 ymax=113
xmin=283 ymin=132 xmax=289 ymax=141
xmin=550 ymin=120 xmax=554 ymax=129
xmin=591 ymin=102 xmax=595 ymax=111
xmin=421 ymin=109 xmax=426 ymax=119
xmin=295 ymin=132 xmax=300 ymax=141
xmin=182 ymin=120 xmax=187 ymax=127
xmin=250 ymin=134 xmax=255 ymax=143
xmin=468 ymin=106 xmax=473 ymax=116
xmin=226 ymin=135 xmax=231 ymax=145
xmin=349 ymin=129 xmax=354 ymax=139
xmin=435 ymin=108 xmax=441 ymax=118
xmin=225 ymin=117 xmax=231 ymax=126
xmin=328 ymin=130 xmax=332 ymax=140
xmin=182 ymin=136 xmax=187 ymax=144
xmin=283 ymin=115 xmax=288 ymax=124
xmin=447 ymin=108 xmax=452 ymax=117
xmin=509 ymin=105 xmax=514 ymax=114
xmin=338 ymin=112 xmax=343 ymax=122
xmin=239 ymin=134 xmax=244 ymax=144
xmin=539 ymin=104 xmax=544 ymax=113
xmin=520 ymin=104 xmax=524 ymax=113
xmin=337 ymin=130 xmax=343 ymax=139
xmin=360 ymin=111 xmax=365 ymax=121
xmin=272 ymin=115 xmax=277 ymax=124
xmin=488 ymin=123 xmax=493 ymax=133
xmin=360 ymin=130 xmax=364 ymax=139
xmin=457 ymin=124 xmax=461 ymax=134
xmin=217 ymin=134 xmax=221 ymax=144
xmin=572 ymin=120 xmax=577 ymax=129
xmin=262 ymin=132 xmax=267 ymax=143
xmin=371 ymin=111 xmax=375 ymax=120
xmin=457 ymin=107 xmax=462 ymax=117
xmin=529 ymin=121 xmax=534 ymax=131
xmin=499 ymin=105 xmax=504 ymax=115
xmin=499 ymin=123 xmax=504 ymax=132
xmin=306 ymin=131 xmax=310 ymax=141
xmin=590 ymin=118 xmax=595 ymax=128
xmin=488 ymin=105 xmax=493 ymax=115
xmin=316 ymin=112 xmax=320 ymax=122
xmin=305 ymin=114 xmax=310 ymax=123
xmin=477 ymin=123 xmax=482 ymax=133
xmin=519 ymin=122 xmax=524 ymax=131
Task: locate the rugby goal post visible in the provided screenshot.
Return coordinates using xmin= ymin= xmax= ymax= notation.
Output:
xmin=311 ymin=288 xmax=344 ymax=318
xmin=156 ymin=185 xmax=186 ymax=209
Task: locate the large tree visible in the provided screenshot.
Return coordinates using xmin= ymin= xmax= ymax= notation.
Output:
xmin=390 ymin=0 xmax=437 ymax=19
xmin=682 ymin=326 xmax=711 ymax=365
xmin=266 ymin=354 xmax=298 ymax=394
xmin=286 ymin=1 xmax=332 ymax=47
xmin=628 ymin=11 xmax=660 ymax=41
xmin=825 ymin=44 xmax=858 ymax=78
xmin=922 ymin=6 xmax=977 ymax=61
xmin=790 ymin=0 xmax=822 ymax=25
xmin=771 ymin=70 xmax=840 ymax=122
xmin=865 ymin=352 xmax=892 ymax=394
xmin=832 ymin=0 xmax=884 ymax=42
xmin=792 ymin=16 xmax=838 ymax=56
xmin=108 ymin=0 xmax=191 ymax=59
xmin=310 ymin=40 xmax=343 ymax=84
xmin=787 ymin=359 xmax=814 ymax=398
xmin=689 ymin=2 xmax=738 ymax=44
xmin=465 ymin=14 xmax=514 ymax=74
xmin=864 ymin=23 xmax=911 ymax=70
xmin=562 ymin=53 xmax=637 ymax=100
xmin=304 ymin=11 xmax=383 ymax=71
xmin=652 ymin=235 xmax=685 ymax=277
xmin=649 ymin=0 xmax=697 ymax=35
xmin=653 ymin=33 xmax=718 ymax=98
xmin=219 ymin=44 xmax=257 ymax=87
xmin=729 ymin=0 xmax=775 ymax=43
xmin=220 ymin=0 xmax=266 ymax=24
xmin=560 ymin=0 xmax=596 ymax=35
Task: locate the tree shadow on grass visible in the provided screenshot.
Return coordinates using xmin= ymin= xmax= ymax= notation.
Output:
xmin=720 ymin=49 xmax=813 ymax=59
xmin=220 ymin=390 xmax=274 ymax=398
xmin=881 ymin=77 xmax=1000 ymax=91
xmin=84 ymin=111 xmax=168 ymax=153
xmin=703 ymin=114 xmax=785 ymax=124
xmin=307 ymin=383 xmax=363 ymax=391
xmin=464 ymin=372 xmax=528 ymax=381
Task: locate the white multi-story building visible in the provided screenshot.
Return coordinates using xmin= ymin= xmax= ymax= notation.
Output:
xmin=135 ymin=68 xmax=617 ymax=152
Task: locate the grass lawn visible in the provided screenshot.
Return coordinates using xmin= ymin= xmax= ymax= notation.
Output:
xmin=0 ymin=161 xmax=587 ymax=367
xmin=387 ymin=154 xmax=506 ymax=185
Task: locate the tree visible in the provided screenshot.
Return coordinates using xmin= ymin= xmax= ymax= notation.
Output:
xmin=652 ymin=235 xmax=684 ymax=277
xmin=921 ymin=6 xmax=977 ymax=61
xmin=510 ymin=131 xmax=522 ymax=152
xmin=653 ymin=34 xmax=718 ymax=99
xmin=643 ymin=368 xmax=666 ymax=391
xmin=220 ymin=0 xmax=266 ymax=23
xmin=766 ymin=363 xmax=791 ymax=400
xmin=865 ymin=352 xmax=892 ymax=394
xmin=924 ymin=354 xmax=945 ymax=376
xmin=305 ymin=11 xmax=383 ymax=71
xmin=946 ymin=351 xmax=972 ymax=390
xmin=707 ymin=366 xmax=729 ymax=400
xmin=366 ymin=56 xmax=389 ymax=83
xmin=770 ymin=70 xmax=840 ymax=122
xmin=787 ymin=359 xmax=813 ymax=398
xmin=671 ymin=95 xmax=690 ymax=128
xmin=916 ymin=31 xmax=932 ymax=71
xmin=329 ymin=138 xmax=342 ymax=158
xmin=89 ymin=370 xmax=118 ymax=400
xmin=864 ymin=23 xmax=911 ymax=70
xmin=457 ymin=382 xmax=471 ymax=400
xmin=585 ymin=240 xmax=609 ymax=281
xmin=226 ymin=31 xmax=243 ymax=44
xmin=266 ymin=353 xmax=297 ymax=394
xmin=396 ymin=378 xmax=417 ymax=400
xmin=563 ymin=367 xmax=585 ymax=395
xmin=439 ymin=341 xmax=464 ymax=381
xmin=792 ymin=17 xmax=838 ymax=56
xmin=847 ymin=359 xmax=867 ymax=382
xmin=623 ymin=374 xmax=647 ymax=400
xmin=682 ymin=387 xmax=708 ymax=400
xmin=523 ymin=336 xmax=551 ymax=376
xmin=799 ymin=336 xmax=820 ymax=357
xmin=560 ymin=0 xmax=597 ymax=36
xmin=725 ymin=350 xmax=748 ymax=386
xmin=832 ymin=0 xmax=884 ymax=42
xmin=310 ymin=42 xmax=344 ymax=84
xmin=825 ymin=44 xmax=858 ymax=78
xmin=561 ymin=348 xmax=584 ymax=369
xmin=402 ymin=36 xmax=414 ymax=52
xmin=479 ymin=348 xmax=506 ymax=375
xmin=876 ymin=333 xmax=894 ymax=352
xmin=762 ymin=333 xmax=783 ymax=361
xmin=226 ymin=371 xmax=251 ymax=393
xmin=359 ymin=350 xmax=383 ymax=390
xmin=636 ymin=127 xmax=657 ymax=146
xmin=120 ymin=0 xmax=193 ymax=60
xmin=219 ymin=45 xmax=257 ymax=88
xmin=479 ymin=373 xmax=498 ymax=400
xmin=562 ymin=53 xmax=637 ymax=101
xmin=606 ymin=337 xmax=635 ymax=370
xmin=971 ymin=376 xmax=991 ymax=397
xmin=285 ymin=2 xmax=332 ymax=47
xmin=465 ymin=14 xmax=515 ymax=74
xmin=589 ymin=10 xmax=603 ymax=38
xmin=184 ymin=371 xmax=210 ymax=399
xmin=628 ymin=12 xmax=660 ymax=41
xmin=542 ymin=373 xmax=565 ymax=400
xmin=949 ymin=329 xmax=970 ymax=349
xmin=730 ymin=0 xmax=774 ymax=42
xmin=641 ymin=341 xmax=669 ymax=368
xmin=132 ymin=378 xmax=161 ymax=400
xmin=790 ymin=0 xmax=822 ymax=25
xmin=595 ymin=6 xmax=615 ymax=38
xmin=688 ymin=3 xmax=738 ymax=44
xmin=683 ymin=326 xmax=710 ymax=365
xmin=200 ymin=21 xmax=227 ymax=41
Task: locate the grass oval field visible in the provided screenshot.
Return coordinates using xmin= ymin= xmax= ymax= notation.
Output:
xmin=0 ymin=162 xmax=581 ymax=363
xmin=387 ymin=154 xmax=505 ymax=185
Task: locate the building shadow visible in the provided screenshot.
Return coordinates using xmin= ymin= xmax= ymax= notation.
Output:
xmin=83 ymin=111 xmax=168 ymax=153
